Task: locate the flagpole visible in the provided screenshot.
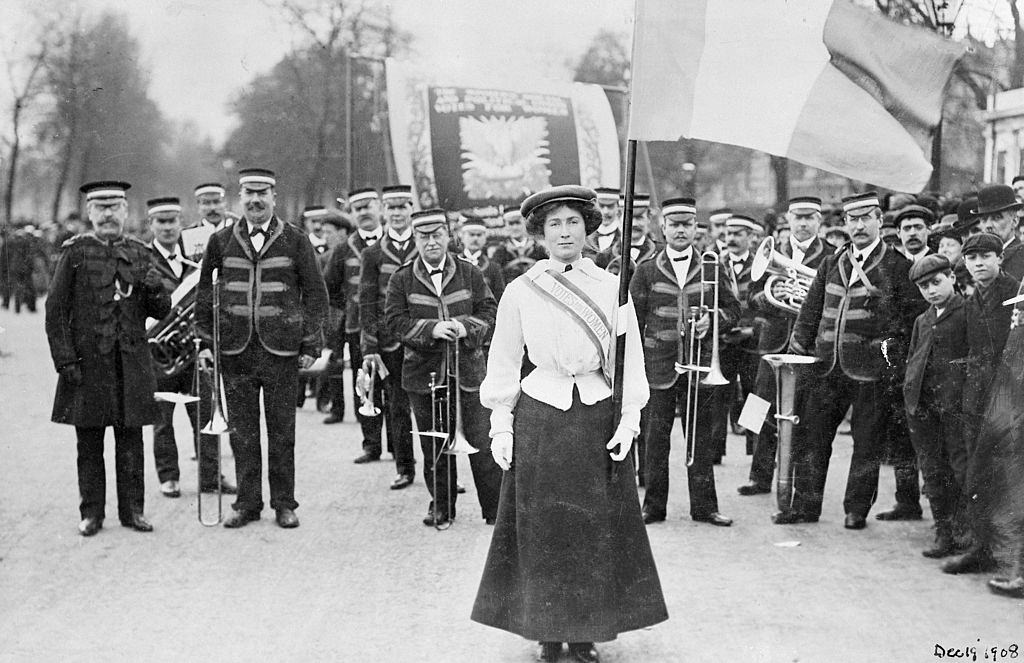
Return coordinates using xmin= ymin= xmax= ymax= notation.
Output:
xmin=611 ymin=139 xmax=638 ymax=474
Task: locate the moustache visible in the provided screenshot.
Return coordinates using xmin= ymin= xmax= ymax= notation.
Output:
xmin=246 ymin=202 xmax=265 ymax=209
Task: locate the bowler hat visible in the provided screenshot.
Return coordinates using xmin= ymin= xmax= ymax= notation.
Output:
xmin=951 ymin=197 xmax=980 ymax=235
xmin=975 ymin=184 xmax=1022 ymax=216
xmin=909 ymin=254 xmax=951 ymax=283
xmin=962 ymin=232 xmax=1003 ymax=256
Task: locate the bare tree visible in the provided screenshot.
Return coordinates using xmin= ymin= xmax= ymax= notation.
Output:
xmin=2 ymin=25 xmax=50 ymax=226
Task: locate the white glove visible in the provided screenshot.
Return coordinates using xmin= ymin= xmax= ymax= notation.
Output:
xmin=491 ymin=432 xmax=513 ymax=470
xmin=606 ymin=427 xmax=636 ymax=461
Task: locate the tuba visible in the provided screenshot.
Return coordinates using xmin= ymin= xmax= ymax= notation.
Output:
xmin=146 ymin=265 xmax=201 ymax=377
xmin=751 ymin=237 xmax=816 ymax=315
xmin=762 ymin=353 xmax=818 ymax=514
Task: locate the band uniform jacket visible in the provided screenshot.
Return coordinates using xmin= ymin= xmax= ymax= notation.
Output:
xmin=1001 ymin=237 xmax=1024 ymax=282
xmin=324 ymin=232 xmax=376 ymax=335
xmin=630 ymin=249 xmax=741 ymax=390
xmin=359 ymin=235 xmax=418 ymax=356
xmin=595 ymin=236 xmax=661 ymax=275
xmin=750 ymin=237 xmax=828 ymax=355
xmin=195 ymin=216 xmax=328 ymax=358
xmin=720 ymin=251 xmax=758 ymax=351
xmin=46 ymin=233 xmax=171 ymax=427
xmin=584 ymin=226 xmax=621 ymax=258
xmin=460 ymin=251 xmax=506 ymax=303
xmin=961 ymin=272 xmax=1020 ymax=416
xmin=149 ymin=240 xmax=195 ymax=295
xmin=790 ymin=240 xmax=924 ymax=382
xmin=384 ymin=255 xmax=497 ymax=394
xmin=903 ymin=294 xmax=967 ymax=417
xmin=490 ymin=238 xmax=547 ymax=283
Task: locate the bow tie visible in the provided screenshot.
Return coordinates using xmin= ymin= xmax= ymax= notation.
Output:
xmin=428 ymin=267 xmax=443 ymax=276
xmin=671 ymin=254 xmax=690 ymax=262
xmin=249 ymin=227 xmax=266 ymax=237
xmin=166 ymin=253 xmax=177 ymax=261
xmin=563 ymin=264 xmax=573 ymax=273
xmin=854 ymin=253 xmax=865 ymax=262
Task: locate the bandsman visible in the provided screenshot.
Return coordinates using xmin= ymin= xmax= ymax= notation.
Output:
xmin=785 ymin=192 xmax=925 ymax=529
xmin=360 ymin=184 xmax=418 ymax=490
xmin=303 ymin=205 xmax=330 ymax=255
xmin=323 ymin=187 xmax=385 ymax=445
xmin=458 ymin=213 xmax=506 ymax=302
xmin=46 ymin=181 xmax=170 ymax=536
xmin=181 ymin=182 xmax=235 ymax=261
xmin=146 ymin=196 xmax=236 ymax=499
xmin=490 ymin=208 xmax=547 ymax=282
xmin=740 ymin=196 xmax=828 ymax=496
xmin=384 ymin=209 xmax=502 ymax=526
xmin=708 ymin=208 xmax=731 ymax=254
xmin=585 ymin=186 xmax=622 ymax=255
xmin=195 ymin=168 xmax=328 ymax=530
xmin=595 ymin=193 xmax=660 ymax=275
xmin=631 ymin=196 xmax=739 ymax=527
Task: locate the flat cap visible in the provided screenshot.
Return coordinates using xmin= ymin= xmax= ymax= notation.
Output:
xmin=962 ymin=232 xmax=1003 ymax=256
xmin=895 ymin=204 xmax=935 ymax=226
xmin=908 ymin=254 xmax=951 ymax=283
xmin=520 ymin=185 xmax=597 ymax=220
xmin=411 ymin=208 xmax=448 ymax=233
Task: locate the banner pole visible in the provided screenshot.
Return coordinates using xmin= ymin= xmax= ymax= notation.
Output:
xmin=610 ymin=139 xmax=638 ymax=478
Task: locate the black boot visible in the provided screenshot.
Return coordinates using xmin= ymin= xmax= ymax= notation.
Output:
xmin=942 ymin=544 xmax=997 ymax=574
xmin=922 ymin=520 xmax=956 ymax=559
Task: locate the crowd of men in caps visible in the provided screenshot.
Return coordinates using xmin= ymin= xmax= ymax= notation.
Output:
xmin=14 ymin=168 xmax=1024 ymax=605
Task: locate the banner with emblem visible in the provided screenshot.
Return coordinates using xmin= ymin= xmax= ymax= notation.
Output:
xmin=385 ymin=58 xmax=620 ymax=211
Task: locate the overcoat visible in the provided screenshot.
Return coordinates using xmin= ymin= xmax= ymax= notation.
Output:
xmin=46 ymin=233 xmax=170 ymax=427
xmin=903 ymin=294 xmax=967 ymax=417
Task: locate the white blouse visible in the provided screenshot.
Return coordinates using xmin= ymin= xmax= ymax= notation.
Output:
xmin=480 ymin=257 xmax=649 ymax=439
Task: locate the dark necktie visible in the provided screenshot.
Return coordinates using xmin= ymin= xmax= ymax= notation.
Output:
xmin=428 ymin=267 xmax=443 ymax=276
xmin=564 ymin=264 xmax=573 ymax=273
xmin=249 ymin=227 xmax=265 ymax=238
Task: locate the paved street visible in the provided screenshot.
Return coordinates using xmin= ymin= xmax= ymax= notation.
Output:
xmin=0 ymin=303 xmax=1021 ymax=663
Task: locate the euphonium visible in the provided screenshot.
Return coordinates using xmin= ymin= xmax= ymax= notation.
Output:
xmin=751 ymin=237 xmax=816 ymax=315
xmin=146 ymin=264 xmax=201 ymax=377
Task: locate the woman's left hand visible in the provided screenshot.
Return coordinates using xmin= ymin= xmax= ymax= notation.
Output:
xmin=606 ymin=428 xmax=635 ymax=461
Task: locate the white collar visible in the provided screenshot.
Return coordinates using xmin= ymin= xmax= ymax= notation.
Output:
xmin=728 ymin=251 xmax=750 ymax=262
xmin=358 ymin=227 xmax=381 ymax=241
xmin=202 ymin=217 xmax=222 ymax=228
xmin=665 ymin=246 xmax=693 ymax=262
xmin=791 ymin=236 xmax=814 ymax=252
xmin=154 ymin=241 xmax=179 ymax=260
xmin=246 ymin=218 xmax=270 ymax=233
xmin=853 ymin=237 xmax=881 ymax=261
xmin=308 ymin=233 xmax=327 ymax=246
xmin=597 ymin=223 xmax=618 ymax=236
xmin=533 ymin=256 xmax=594 ymax=277
xmin=905 ymin=246 xmax=929 ymax=261
xmin=464 ymin=249 xmax=482 ymax=260
xmin=388 ymin=227 xmax=412 ymax=243
xmin=423 ymin=254 xmax=446 ymax=273
xmin=509 ymin=237 xmax=528 ymax=248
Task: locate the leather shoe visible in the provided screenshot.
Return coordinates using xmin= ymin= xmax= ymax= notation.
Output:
xmin=316 ymin=398 xmax=332 ymax=413
xmin=200 ymin=478 xmax=238 ymax=495
xmin=78 ymin=517 xmax=102 ymax=537
xmin=353 ymin=452 xmax=381 ymax=464
xmin=568 ymin=642 xmax=599 ymax=663
xmin=223 ymin=509 xmax=261 ymax=529
xmin=323 ymin=413 xmax=344 ymax=424
xmin=942 ymin=546 xmax=997 ymax=574
xmin=875 ymin=504 xmax=923 ymax=521
xmin=988 ymin=576 xmax=1024 ymax=598
xmin=737 ymin=483 xmax=771 ymax=496
xmin=537 ymin=641 xmax=562 ymax=662
xmin=121 ymin=513 xmax=153 ymax=532
xmin=642 ymin=510 xmax=665 ymax=524
xmin=276 ymin=508 xmax=300 ymax=528
xmin=844 ymin=513 xmax=867 ymax=530
xmin=160 ymin=480 xmax=181 ymax=498
xmin=485 ymin=517 xmax=496 ymax=526
xmin=693 ymin=512 xmax=732 ymax=527
xmin=390 ymin=473 xmax=414 ymax=490
xmin=423 ymin=507 xmax=452 ymax=527
xmin=771 ymin=511 xmax=819 ymax=525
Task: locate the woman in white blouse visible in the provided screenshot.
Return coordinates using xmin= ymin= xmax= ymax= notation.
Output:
xmin=470 ymin=186 xmax=667 ymax=663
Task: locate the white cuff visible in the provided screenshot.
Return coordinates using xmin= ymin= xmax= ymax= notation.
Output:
xmin=489 ymin=406 xmax=514 ymax=437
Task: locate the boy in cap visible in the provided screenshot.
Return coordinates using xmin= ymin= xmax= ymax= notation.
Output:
xmin=944 ymin=232 xmax=1021 ymax=573
xmin=903 ymin=255 xmax=967 ymax=558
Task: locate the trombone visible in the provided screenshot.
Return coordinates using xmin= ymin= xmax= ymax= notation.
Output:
xmin=356 ymin=360 xmax=381 ymax=417
xmin=197 ymin=269 xmax=232 ymax=526
xmin=416 ymin=339 xmax=477 ymax=530
xmin=677 ymin=250 xmax=729 ymax=467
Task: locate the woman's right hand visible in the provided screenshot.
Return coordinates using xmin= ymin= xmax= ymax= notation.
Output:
xmin=491 ymin=432 xmax=513 ymax=470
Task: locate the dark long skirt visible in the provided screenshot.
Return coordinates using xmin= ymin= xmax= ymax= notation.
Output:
xmin=471 ymin=392 xmax=668 ymax=643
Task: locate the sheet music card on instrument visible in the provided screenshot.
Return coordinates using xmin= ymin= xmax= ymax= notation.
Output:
xmin=737 ymin=393 xmax=772 ymax=434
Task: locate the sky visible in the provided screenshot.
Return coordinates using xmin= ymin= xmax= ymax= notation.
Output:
xmin=1 ymin=0 xmax=1013 ymax=147
xmin=2 ymin=0 xmax=633 ymax=146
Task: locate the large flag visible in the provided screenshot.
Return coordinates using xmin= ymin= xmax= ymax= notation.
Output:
xmin=628 ymin=0 xmax=966 ymax=193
